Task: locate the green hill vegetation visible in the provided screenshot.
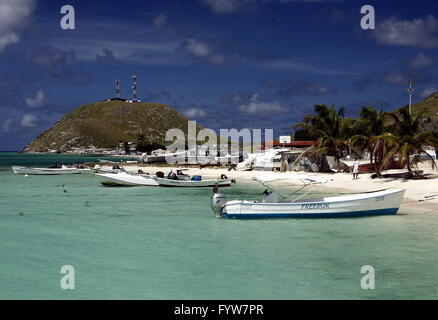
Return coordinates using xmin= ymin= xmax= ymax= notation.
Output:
xmin=23 ymin=100 xmax=201 ymax=153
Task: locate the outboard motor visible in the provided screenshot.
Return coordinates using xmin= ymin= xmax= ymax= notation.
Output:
xmin=211 ymin=193 xmax=226 ymax=218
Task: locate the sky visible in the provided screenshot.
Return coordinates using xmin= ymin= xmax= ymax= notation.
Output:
xmin=1 ymin=0 xmax=438 ymax=150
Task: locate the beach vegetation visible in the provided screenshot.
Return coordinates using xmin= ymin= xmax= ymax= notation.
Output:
xmin=296 ymin=102 xmax=438 ymax=178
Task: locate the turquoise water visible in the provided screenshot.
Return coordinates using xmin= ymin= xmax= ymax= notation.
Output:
xmin=0 ymin=153 xmax=437 ymax=299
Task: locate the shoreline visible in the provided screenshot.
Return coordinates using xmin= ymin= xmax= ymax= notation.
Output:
xmin=116 ymin=163 xmax=438 ymax=215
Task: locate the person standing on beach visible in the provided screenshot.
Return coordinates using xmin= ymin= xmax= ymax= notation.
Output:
xmin=353 ymin=158 xmax=360 ymax=180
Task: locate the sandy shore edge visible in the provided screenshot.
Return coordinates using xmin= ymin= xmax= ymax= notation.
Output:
xmin=105 ymin=163 xmax=438 ymax=215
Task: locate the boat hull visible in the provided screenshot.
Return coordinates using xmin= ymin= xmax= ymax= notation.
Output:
xmin=155 ymin=178 xmax=233 ymax=187
xmin=12 ymin=166 xmax=80 ymax=175
xmin=95 ymin=173 xmax=159 ymax=186
xmin=221 ymin=189 xmax=405 ymax=219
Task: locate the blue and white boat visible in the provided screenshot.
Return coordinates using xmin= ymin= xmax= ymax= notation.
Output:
xmin=211 ymin=174 xmax=405 ymax=219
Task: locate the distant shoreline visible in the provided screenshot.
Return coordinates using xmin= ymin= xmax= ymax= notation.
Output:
xmin=2 ymin=151 xmax=141 ymax=158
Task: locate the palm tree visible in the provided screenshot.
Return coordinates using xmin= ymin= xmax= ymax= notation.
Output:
xmin=350 ymin=106 xmax=386 ymax=168
xmin=123 ymin=141 xmax=130 ymax=155
xmin=296 ymin=104 xmax=351 ymax=170
xmin=136 ymin=134 xmax=147 ymax=152
xmin=379 ymin=107 xmax=438 ymax=177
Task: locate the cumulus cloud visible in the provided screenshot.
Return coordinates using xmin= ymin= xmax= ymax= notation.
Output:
xmin=25 ymin=90 xmax=46 ymax=108
xmin=182 ymin=38 xmax=210 ymax=57
xmin=373 ymin=15 xmax=438 ymax=48
xmin=153 ymin=12 xmax=168 ymax=28
xmin=21 ymin=114 xmax=38 ymax=128
xmin=183 ymin=108 xmax=207 ymax=118
xmin=0 ymin=0 xmax=36 ymax=53
xmin=237 ymin=93 xmax=289 ymax=116
xmin=200 ymin=0 xmax=257 ymax=14
xmin=180 ymin=38 xmax=225 ymax=64
xmin=96 ymin=48 xmax=121 ymax=65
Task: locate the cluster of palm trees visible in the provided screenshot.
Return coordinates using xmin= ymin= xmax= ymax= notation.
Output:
xmin=296 ymin=104 xmax=438 ymax=177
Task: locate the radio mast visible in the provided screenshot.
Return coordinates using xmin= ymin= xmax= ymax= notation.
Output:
xmin=115 ymin=80 xmax=120 ymax=98
xmin=406 ymin=80 xmax=415 ymax=115
xmin=132 ymin=70 xmax=139 ymax=102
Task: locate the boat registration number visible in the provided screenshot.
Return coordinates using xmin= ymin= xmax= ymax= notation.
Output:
xmin=301 ymin=203 xmax=330 ymax=210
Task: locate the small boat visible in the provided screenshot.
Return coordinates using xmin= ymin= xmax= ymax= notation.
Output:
xmin=94 ymin=164 xmax=127 ymax=174
xmin=95 ymin=172 xmax=159 ymax=187
xmin=211 ymin=174 xmax=405 ymax=219
xmin=154 ymin=177 xmax=233 ymax=188
xmin=12 ymin=165 xmax=81 ymax=175
xmin=237 ymin=148 xmax=289 ymax=171
xmin=153 ymin=170 xmax=234 ymax=187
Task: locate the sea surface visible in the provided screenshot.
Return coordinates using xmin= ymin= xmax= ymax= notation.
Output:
xmin=0 ymin=152 xmax=437 ymax=299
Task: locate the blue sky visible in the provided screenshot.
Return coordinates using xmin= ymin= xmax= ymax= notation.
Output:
xmin=1 ymin=0 xmax=438 ymax=150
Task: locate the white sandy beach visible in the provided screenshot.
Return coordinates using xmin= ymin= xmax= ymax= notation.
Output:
xmin=110 ymin=162 xmax=438 ymax=215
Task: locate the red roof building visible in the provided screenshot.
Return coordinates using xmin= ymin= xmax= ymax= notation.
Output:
xmin=272 ymin=141 xmax=315 ymax=148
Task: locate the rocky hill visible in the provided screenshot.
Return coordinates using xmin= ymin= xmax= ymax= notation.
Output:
xmin=22 ymin=100 xmax=199 ymax=153
xmin=399 ymin=93 xmax=438 ymax=132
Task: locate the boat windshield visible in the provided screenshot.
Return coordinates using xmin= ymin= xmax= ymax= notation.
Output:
xmin=253 ymin=174 xmax=328 ymax=203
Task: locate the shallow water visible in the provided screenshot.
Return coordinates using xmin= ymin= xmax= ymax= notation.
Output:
xmin=0 ymin=153 xmax=437 ymax=299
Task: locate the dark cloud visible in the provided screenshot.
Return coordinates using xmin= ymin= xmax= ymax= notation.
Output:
xmin=96 ymin=48 xmax=122 ymax=66
xmin=261 ymin=77 xmax=286 ymax=88
xmin=261 ymin=76 xmax=339 ymax=96
xmin=219 ymin=91 xmax=256 ymax=105
xmin=247 ymin=52 xmax=279 ymax=62
xmin=275 ymin=78 xmax=339 ymax=97
xmin=379 ymin=52 xmax=435 ymax=86
xmin=153 ymin=12 xmax=168 ymax=28
xmin=32 ymin=46 xmax=94 ymax=86
xmin=141 ymin=90 xmax=172 ymax=103
xmin=403 ymin=52 xmax=434 ymax=72
xmin=344 ymin=100 xmax=392 ymax=117
xmin=352 ymin=78 xmax=373 ymax=92
xmin=329 ymin=8 xmax=357 ymax=25
xmin=0 ymin=74 xmax=27 ymax=107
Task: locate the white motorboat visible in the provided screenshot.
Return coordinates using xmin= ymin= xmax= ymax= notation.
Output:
xmin=237 ymin=148 xmax=289 ymax=171
xmin=211 ymin=174 xmax=405 ymax=219
xmin=12 ymin=165 xmax=81 ymax=175
xmin=95 ymin=172 xmax=159 ymax=187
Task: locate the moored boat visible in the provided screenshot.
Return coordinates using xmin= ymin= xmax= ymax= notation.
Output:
xmin=12 ymin=165 xmax=81 ymax=175
xmin=211 ymin=174 xmax=405 ymax=219
xmin=95 ymin=172 xmax=159 ymax=186
xmin=154 ymin=177 xmax=233 ymax=188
